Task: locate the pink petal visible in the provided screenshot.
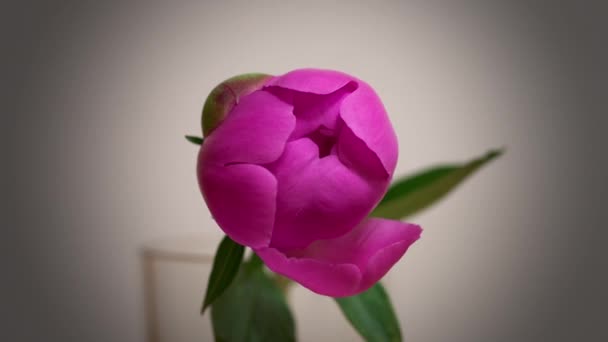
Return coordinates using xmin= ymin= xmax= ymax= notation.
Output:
xmin=266 ymin=139 xmax=387 ymax=250
xmin=266 ymin=68 xmax=354 ymax=95
xmin=256 ymin=247 xmax=362 ymax=297
xmin=257 ymin=218 xmax=422 ymax=297
xmin=336 ymin=122 xmax=390 ymax=180
xmin=359 ymin=240 xmax=415 ymax=291
xmin=266 ymin=82 xmax=357 ymax=141
xmin=197 ymin=158 xmax=277 ymax=248
xmin=201 ymin=90 xmax=295 ymax=166
xmin=352 ymin=221 xmax=421 ymax=292
xmin=340 ymin=82 xmax=399 ymax=176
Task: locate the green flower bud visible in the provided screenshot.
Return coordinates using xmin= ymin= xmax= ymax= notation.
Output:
xmin=201 ymin=73 xmax=272 ymax=136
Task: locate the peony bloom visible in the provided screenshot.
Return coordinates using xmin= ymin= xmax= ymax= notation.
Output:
xmin=197 ymin=69 xmax=421 ymax=297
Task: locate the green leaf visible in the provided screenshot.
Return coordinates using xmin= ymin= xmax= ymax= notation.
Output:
xmin=336 ymin=283 xmax=402 ymax=342
xmin=211 ymin=254 xmax=296 ymax=342
xmin=372 ymin=149 xmax=504 ymax=219
xmin=185 ymin=135 xmax=204 ymax=145
xmin=201 ymin=236 xmax=245 ymax=314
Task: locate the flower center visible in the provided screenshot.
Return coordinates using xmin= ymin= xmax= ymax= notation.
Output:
xmin=308 ymin=126 xmax=337 ymax=158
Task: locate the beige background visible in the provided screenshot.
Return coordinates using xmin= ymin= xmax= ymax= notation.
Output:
xmin=5 ymin=1 xmax=606 ymax=341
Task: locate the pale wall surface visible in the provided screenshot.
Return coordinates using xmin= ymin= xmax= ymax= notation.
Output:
xmin=5 ymin=1 xmax=606 ymax=341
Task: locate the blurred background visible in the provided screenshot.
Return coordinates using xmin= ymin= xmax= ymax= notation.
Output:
xmin=4 ymin=1 xmax=607 ymax=341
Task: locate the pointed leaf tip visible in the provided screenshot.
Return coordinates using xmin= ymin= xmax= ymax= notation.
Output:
xmin=201 ymin=236 xmax=245 ymax=314
xmin=186 ymin=135 xmax=204 ymax=145
xmin=484 ymin=147 xmax=505 ymax=161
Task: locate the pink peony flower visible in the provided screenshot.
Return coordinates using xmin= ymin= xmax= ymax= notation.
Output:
xmin=197 ymin=69 xmax=421 ymax=297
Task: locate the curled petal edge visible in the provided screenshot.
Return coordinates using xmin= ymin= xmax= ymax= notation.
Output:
xmin=265 ymin=68 xmax=355 ymax=95
xmin=339 ymin=82 xmax=399 ymax=176
xmin=256 ymin=218 xmax=422 ymax=297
